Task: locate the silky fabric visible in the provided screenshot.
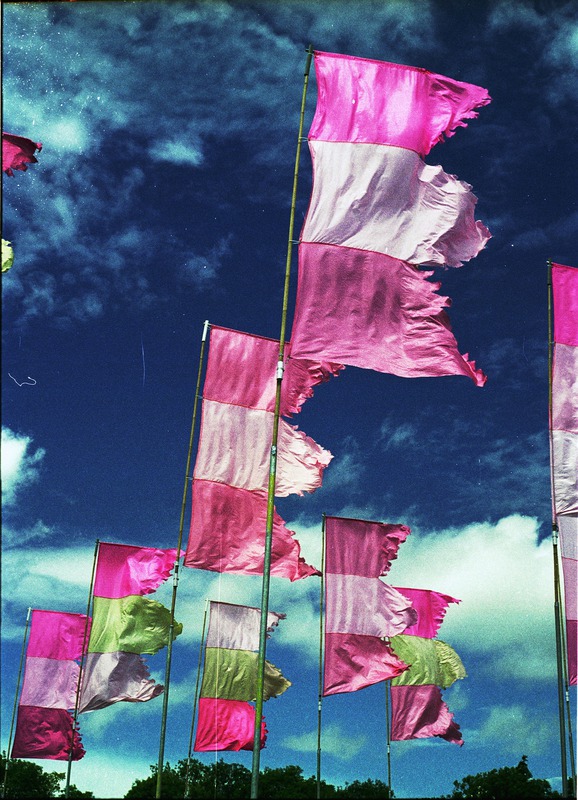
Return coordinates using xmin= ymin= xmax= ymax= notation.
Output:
xmin=194 ymin=697 xmax=266 ymax=751
xmin=325 ymin=516 xmax=410 ymax=576
xmin=11 ymin=706 xmax=84 ymax=760
xmin=390 ymin=636 xmax=466 ymax=688
xmin=200 ymin=648 xmax=290 ymax=702
xmin=559 ymin=515 xmax=578 ymax=684
xmin=79 ymin=651 xmax=164 ymax=712
xmin=20 ymin=658 xmax=80 ymax=709
xmin=390 ymin=684 xmax=463 ymax=745
xmin=88 ymin=595 xmax=181 ymax=655
xmin=93 ymin=542 xmax=180 ymax=599
xmin=26 ymin=609 xmax=89 ymax=661
xmin=205 ymin=601 xmax=284 ymax=651
xmin=323 ymin=633 xmax=408 ymax=696
xmin=326 ymin=574 xmax=416 ymax=637
xmin=394 ymin=587 xmax=460 ymax=639
xmin=2 ymin=131 xmax=42 ymax=175
xmin=552 ymin=263 xmax=578 ymax=346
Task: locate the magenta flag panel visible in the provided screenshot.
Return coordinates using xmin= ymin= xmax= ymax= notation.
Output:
xmin=390 ymin=684 xmax=463 ymax=745
xmin=194 ymin=697 xmax=266 ymax=751
xmin=552 ymin=263 xmax=578 ymax=346
xmin=11 ymin=706 xmax=84 ymax=761
xmin=395 ymin=587 xmax=460 ymax=639
xmin=202 ymin=325 xmax=342 ymax=416
xmin=206 ymin=601 xmax=284 ymax=652
xmin=324 ymin=633 xmax=409 ymax=695
xmin=309 ymin=51 xmax=490 ymax=156
xmin=291 ymin=243 xmax=486 ymax=385
xmin=2 ymin=132 xmax=42 ymax=176
xmin=26 ymin=609 xmax=89 ymax=661
xmin=185 ymin=480 xmax=319 ymax=580
xmin=93 ymin=542 xmax=181 ymax=599
xmin=325 ymin=516 xmax=410 ymax=577
xmin=303 ymin=141 xmax=490 ymax=268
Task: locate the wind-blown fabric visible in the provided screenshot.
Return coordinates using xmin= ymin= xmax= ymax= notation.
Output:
xmin=323 ymin=516 xmax=415 ymax=695
xmin=389 ymin=587 xmax=465 ymax=745
xmin=290 ymin=50 xmax=490 ymax=385
xmin=194 ymin=601 xmax=290 ymax=751
xmin=185 ymin=325 xmax=337 ymax=580
xmin=79 ymin=542 xmax=182 ymax=712
xmin=550 ymin=263 xmax=578 ymax=684
xmin=2 ymin=132 xmax=42 ymax=176
xmin=12 ymin=610 xmax=88 ymax=760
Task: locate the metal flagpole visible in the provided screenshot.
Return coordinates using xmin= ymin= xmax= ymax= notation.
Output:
xmin=156 ymin=320 xmax=210 ymax=799
xmin=250 ymin=44 xmax=314 ymax=799
xmin=184 ymin=598 xmax=209 ymax=799
xmin=385 ymin=678 xmax=392 ymax=795
xmin=65 ymin=539 xmax=100 ymax=799
xmin=547 ymin=260 xmax=569 ymax=798
xmin=316 ymin=514 xmax=326 ymax=799
xmin=1 ymin=607 xmax=31 ymax=799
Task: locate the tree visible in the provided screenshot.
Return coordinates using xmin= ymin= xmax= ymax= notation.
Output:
xmin=336 ymin=777 xmax=394 ymax=798
xmin=124 ymin=758 xmax=252 ymax=799
xmin=0 ymin=752 xmax=94 ymax=798
xmin=448 ymin=755 xmax=560 ymax=799
xmin=259 ymin=764 xmax=337 ymax=798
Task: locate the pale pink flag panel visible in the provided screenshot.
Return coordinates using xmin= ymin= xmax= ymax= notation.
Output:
xmin=325 ymin=574 xmax=417 ymax=637
xmin=303 ymin=142 xmax=490 ymax=268
xmin=395 ymin=587 xmax=460 ymax=639
xmin=20 ymin=657 xmax=80 ymax=710
xmin=93 ymin=542 xmax=181 ymax=599
xmin=552 ymin=431 xmax=578 ymax=516
xmin=390 ymin=684 xmax=463 ymax=745
xmin=309 ymin=51 xmax=491 ymax=156
xmin=184 ymin=480 xmax=319 ymax=580
xmin=26 ymin=610 xmax=89 ymax=661
xmin=290 ymin=243 xmax=486 ymax=385
xmin=552 ymin=345 xmax=578 ymax=433
xmin=206 ymin=601 xmax=284 ymax=652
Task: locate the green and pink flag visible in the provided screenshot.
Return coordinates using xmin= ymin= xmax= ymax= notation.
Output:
xmin=79 ymin=542 xmax=183 ymax=711
xmin=11 ymin=610 xmax=88 ymax=761
xmin=550 ymin=262 xmax=578 ymax=684
xmin=194 ymin=601 xmax=290 ymax=751
xmin=323 ymin=516 xmax=416 ymax=695
xmin=290 ymin=50 xmax=490 ymax=384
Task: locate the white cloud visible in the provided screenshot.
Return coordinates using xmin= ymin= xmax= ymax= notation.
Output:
xmin=477 ymin=704 xmax=556 ymax=755
xmin=1 ymin=427 xmax=45 ymax=506
xmin=283 ymin=722 xmax=366 ymax=760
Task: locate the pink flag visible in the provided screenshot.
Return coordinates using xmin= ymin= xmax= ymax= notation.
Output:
xmin=11 ymin=706 xmax=85 ymax=761
xmin=205 ymin=601 xmax=285 ymax=651
xmin=79 ymin=652 xmax=164 ymax=711
xmin=394 ymin=588 xmax=460 ymax=639
xmin=93 ymin=542 xmax=181 ymax=599
xmin=390 ymin=684 xmax=463 ymax=745
xmin=194 ymin=697 xmax=267 ymax=751
xmin=185 ymin=325 xmax=328 ymax=579
xmin=25 ymin=609 xmax=89 ymax=661
xmin=323 ymin=516 xmax=415 ymax=695
xmin=2 ymin=132 xmax=42 ymax=176
xmin=290 ymin=50 xmax=490 ymax=385
xmin=558 ymin=515 xmax=577 ymax=685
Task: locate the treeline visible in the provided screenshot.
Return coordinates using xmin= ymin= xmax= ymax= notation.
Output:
xmin=1 ymin=752 xmax=570 ymax=799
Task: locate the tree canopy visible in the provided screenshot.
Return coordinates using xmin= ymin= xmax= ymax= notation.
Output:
xmin=0 ymin=752 xmax=94 ymax=798
xmin=447 ymin=755 xmax=560 ymax=799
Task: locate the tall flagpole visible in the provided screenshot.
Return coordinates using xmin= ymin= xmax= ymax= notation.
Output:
xmin=184 ymin=598 xmax=209 ymax=799
xmin=250 ymin=45 xmax=314 ymax=799
xmin=65 ymin=539 xmax=100 ymax=799
xmin=156 ymin=320 xmax=209 ymax=800
xmin=1 ymin=607 xmax=31 ymax=800
xmin=385 ymin=678 xmax=392 ymax=795
xmin=316 ymin=514 xmax=326 ymax=799
xmin=547 ymin=260 xmax=569 ymax=798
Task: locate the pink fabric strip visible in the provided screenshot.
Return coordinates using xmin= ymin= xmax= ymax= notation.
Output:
xmin=206 ymin=601 xmax=284 ymax=652
xmin=394 ymin=587 xmax=460 ymax=639
xmin=290 ymin=243 xmax=486 ymax=385
xmin=26 ymin=610 xmax=90 ymax=661
xmin=79 ymin=651 xmax=164 ymax=712
xmin=310 ymin=51 xmax=490 ymax=156
xmin=552 ymin=431 xmax=578 ymax=515
xmin=324 ymin=515 xmax=410 ymax=577
xmin=2 ymin=132 xmax=42 ymax=176
xmin=325 ymin=573 xmax=417 ymax=637
xmin=184 ymin=479 xmax=319 ymax=580
xmin=20 ymin=658 xmax=80 ymax=709
xmin=552 ymin=344 xmax=578 ymax=433
xmin=390 ymin=684 xmax=463 ymax=745
xmin=552 ymin=263 xmax=578 ymax=346
xmin=323 ymin=632 xmax=409 ymax=695
xmin=566 ymin=620 xmax=577 ymax=685
xmin=194 ymin=697 xmax=266 ymax=751
xmin=11 ymin=706 xmax=84 ymax=760
xmin=303 ymin=141 xmax=490 ymax=267
xmin=93 ymin=542 xmax=181 ymax=599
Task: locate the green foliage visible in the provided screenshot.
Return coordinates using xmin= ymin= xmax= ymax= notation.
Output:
xmin=0 ymin=752 xmax=94 ymax=798
xmin=448 ymin=755 xmax=559 ymax=799
xmin=336 ymin=777 xmax=394 ymax=798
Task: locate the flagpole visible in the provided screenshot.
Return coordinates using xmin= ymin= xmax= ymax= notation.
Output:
xmin=1 ymin=607 xmax=31 ymax=799
xmin=184 ymin=598 xmax=209 ymax=799
xmin=65 ymin=539 xmax=100 ymax=799
xmin=156 ymin=319 xmax=210 ymax=800
xmin=316 ymin=514 xmax=326 ymax=799
xmin=250 ymin=44 xmax=314 ymax=799
xmin=547 ymin=260 xmax=569 ymax=798
xmin=385 ymin=678 xmax=392 ymax=795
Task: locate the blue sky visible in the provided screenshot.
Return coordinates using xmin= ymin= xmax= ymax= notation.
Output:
xmin=2 ymin=1 xmax=577 ymax=797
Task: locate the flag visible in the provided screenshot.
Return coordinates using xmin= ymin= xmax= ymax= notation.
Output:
xmin=2 ymin=239 xmax=14 ymax=273
xmin=323 ymin=516 xmax=416 ymax=695
xmin=2 ymin=132 xmax=42 ymax=176
xmin=184 ymin=325 xmax=337 ymax=580
xmin=79 ymin=542 xmax=182 ymax=712
xmin=11 ymin=610 xmax=88 ymax=760
xmin=550 ymin=263 xmax=578 ymax=684
xmin=290 ymin=50 xmax=490 ymax=385
xmin=194 ymin=601 xmax=290 ymax=751
xmin=389 ymin=587 xmax=465 ymax=745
